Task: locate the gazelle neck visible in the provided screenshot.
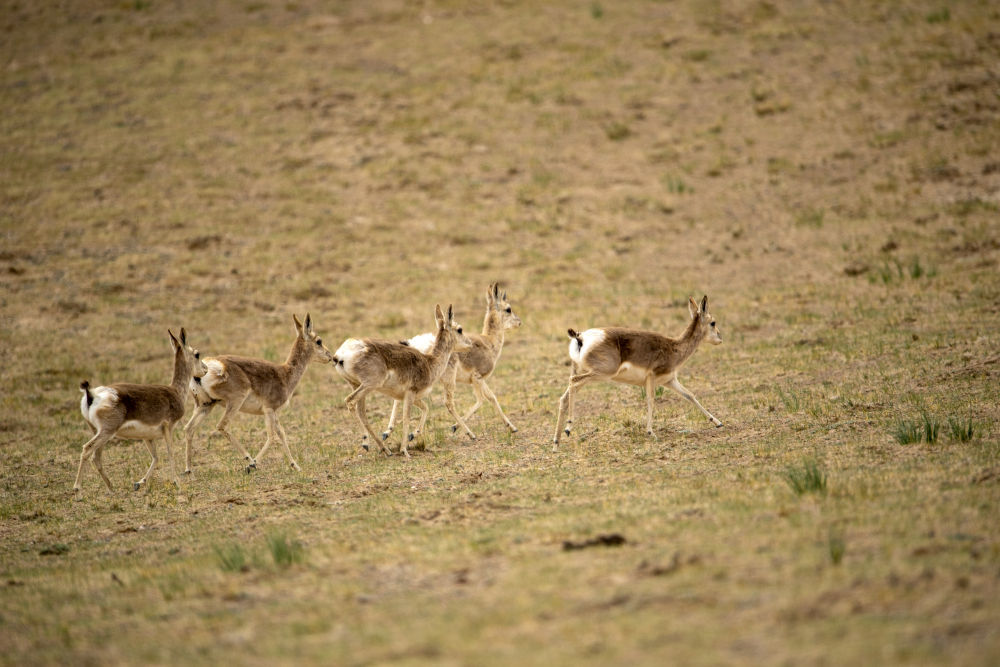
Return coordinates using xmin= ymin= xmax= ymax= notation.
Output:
xmin=482 ymin=308 xmax=504 ymax=345
xmin=674 ymin=315 xmax=706 ymax=365
xmin=281 ymin=335 xmax=312 ymax=390
xmin=170 ymin=346 xmax=190 ymax=393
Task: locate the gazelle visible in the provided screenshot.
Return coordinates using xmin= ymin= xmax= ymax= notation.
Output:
xmin=333 ymin=304 xmax=472 ymax=458
xmin=552 ymin=296 xmax=723 ymax=450
xmin=383 ymin=282 xmax=522 ymax=441
xmin=75 ymin=329 xmax=207 ymax=493
xmin=183 ymin=314 xmax=334 ymax=474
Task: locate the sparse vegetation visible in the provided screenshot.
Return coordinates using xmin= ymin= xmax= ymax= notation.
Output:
xmin=2 ymin=0 xmax=999 ymax=664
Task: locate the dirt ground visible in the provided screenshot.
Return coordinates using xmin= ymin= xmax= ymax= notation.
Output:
xmin=1 ymin=1 xmax=999 ymax=664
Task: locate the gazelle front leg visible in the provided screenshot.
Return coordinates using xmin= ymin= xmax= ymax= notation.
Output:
xmin=443 ymin=378 xmax=475 ymax=440
xmin=134 ymin=439 xmax=158 ymax=493
xmin=668 ymin=376 xmax=722 ymax=427
xmin=478 ymin=378 xmax=517 ymax=433
xmin=182 ymin=402 xmax=215 ymax=475
xmin=644 ymin=374 xmax=657 ymax=438
xmin=409 ymin=397 xmax=430 ymax=442
xmin=215 ymin=396 xmax=257 ymax=469
xmin=383 ymin=400 xmax=401 ymax=441
xmin=258 ymin=409 xmax=301 ymax=471
xmin=399 ymin=392 xmax=414 ymax=458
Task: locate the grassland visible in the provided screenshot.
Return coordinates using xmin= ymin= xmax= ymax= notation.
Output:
xmin=2 ymin=0 xmax=999 ymax=664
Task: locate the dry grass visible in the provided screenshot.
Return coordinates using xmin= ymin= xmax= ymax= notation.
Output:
xmin=2 ymin=0 xmax=999 ymax=664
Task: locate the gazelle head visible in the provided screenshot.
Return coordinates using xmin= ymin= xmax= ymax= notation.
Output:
xmin=688 ymin=295 xmax=722 ymax=345
xmin=294 ymin=313 xmax=335 ymax=363
xmin=488 ymin=282 xmax=522 ymax=330
xmin=170 ymin=328 xmax=207 ymax=378
xmin=436 ymin=304 xmax=473 ymax=350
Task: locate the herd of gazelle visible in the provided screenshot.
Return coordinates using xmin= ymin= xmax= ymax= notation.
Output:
xmin=74 ymin=285 xmax=723 ymax=492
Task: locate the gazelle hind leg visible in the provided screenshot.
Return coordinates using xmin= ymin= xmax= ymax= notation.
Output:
xmin=74 ymin=430 xmax=114 ymax=491
xmin=668 ymin=376 xmax=722 ymax=427
xmin=553 ymin=371 xmax=601 ymax=449
xmin=353 ymin=391 xmax=392 ymax=455
xmin=90 ymin=442 xmax=113 ymax=492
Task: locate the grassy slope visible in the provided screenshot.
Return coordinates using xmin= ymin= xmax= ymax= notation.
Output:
xmin=1 ymin=0 xmax=999 ymax=664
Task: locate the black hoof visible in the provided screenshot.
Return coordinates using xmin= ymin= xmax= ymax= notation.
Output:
xmin=381 ymin=432 xmax=390 ymax=441
xmin=362 ymin=443 xmax=370 ymax=451
xmin=407 ymin=433 xmax=415 ymax=442
xmin=133 ymin=482 xmax=141 ymax=491
xmin=564 ymin=428 xmax=571 ymax=436
xmin=450 ymin=425 xmax=458 ymax=434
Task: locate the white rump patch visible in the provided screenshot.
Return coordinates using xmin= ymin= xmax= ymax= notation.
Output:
xmin=334 ymin=338 xmax=367 ymax=363
xmin=81 ymin=386 xmax=126 ymax=430
xmin=569 ymin=329 xmax=607 ymax=365
xmin=406 ymin=333 xmax=436 ymax=355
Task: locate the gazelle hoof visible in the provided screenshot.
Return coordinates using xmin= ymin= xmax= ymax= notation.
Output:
xmin=362 ymin=443 xmax=370 ymax=452
xmin=133 ymin=482 xmax=142 ymax=491
xmin=291 ymin=463 xmax=302 ymax=471
xmin=407 ymin=433 xmax=415 ymax=442
xmin=183 ymin=470 xmax=193 ymax=476
xmin=564 ymin=428 xmax=571 ymax=436
xmin=381 ymin=431 xmax=390 ymax=441
xmin=450 ymin=424 xmax=458 ymax=434
xmin=509 ymin=426 xmax=518 ymax=433
xmin=245 ymin=462 xmax=257 ymax=474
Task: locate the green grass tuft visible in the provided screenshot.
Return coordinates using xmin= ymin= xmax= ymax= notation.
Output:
xmin=947 ymin=416 xmax=976 ymax=442
xmin=267 ymin=530 xmax=305 ymax=568
xmin=784 ymin=459 xmax=827 ymax=496
xmin=214 ymin=543 xmax=249 ymax=573
xmin=893 ymin=419 xmax=922 ymax=444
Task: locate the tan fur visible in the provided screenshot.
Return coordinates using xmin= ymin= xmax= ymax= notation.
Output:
xmin=552 ymin=296 xmax=723 ymax=450
xmin=384 ymin=283 xmax=521 ymax=439
xmin=74 ymin=329 xmax=205 ymax=493
xmin=183 ymin=314 xmax=333 ymax=473
xmin=335 ymin=304 xmax=472 ymax=458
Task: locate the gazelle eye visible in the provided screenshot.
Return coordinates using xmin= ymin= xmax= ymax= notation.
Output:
xmin=457 ymin=327 xmax=463 ymax=334
xmin=194 ymin=351 xmax=200 ymax=359
xmin=710 ymin=322 xmax=716 ymax=328
xmin=505 ymin=307 xmax=512 ymax=313
xmin=316 ymin=338 xmax=322 ymax=345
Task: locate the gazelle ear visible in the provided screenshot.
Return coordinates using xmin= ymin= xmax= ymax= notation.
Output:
xmin=168 ymin=329 xmax=180 ymax=349
xmin=447 ymin=304 xmax=454 ymax=323
xmin=180 ymin=327 xmax=187 ymax=346
xmin=487 ymin=283 xmax=497 ymax=307
xmin=304 ymin=313 xmax=313 ymax=334
xmin=435 ymin=304 xmax=445 ymax=328
xmin=700 ymin=296 xmax=708 ymax=314
xmin=688 ymin=297 xmax=699 ymax=319
xmin=292 ymin=314 xmax=303 ymax=335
